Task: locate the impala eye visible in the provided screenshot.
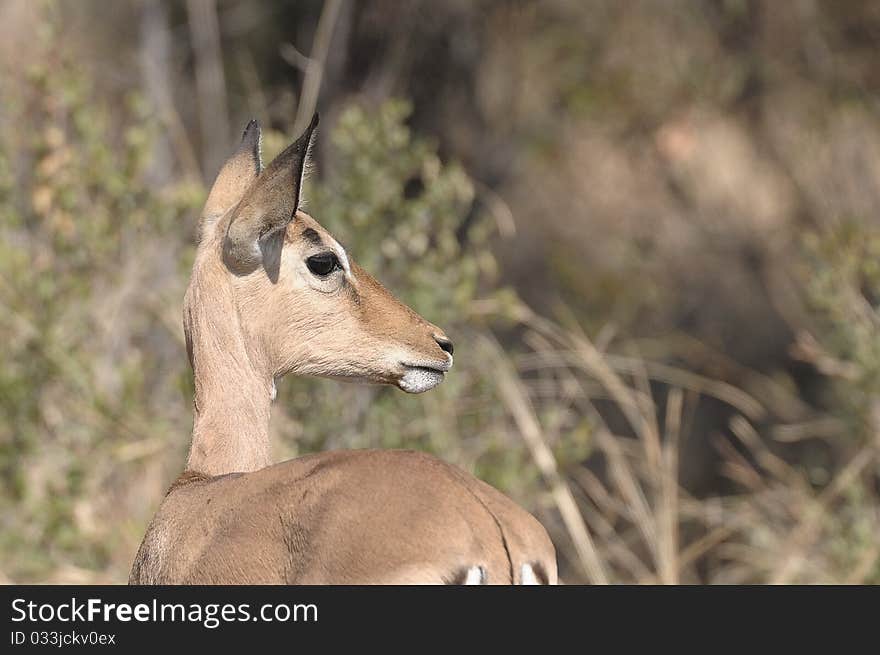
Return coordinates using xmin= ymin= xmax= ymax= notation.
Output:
xmin=306 ymin=252 xmax=341 ymax=277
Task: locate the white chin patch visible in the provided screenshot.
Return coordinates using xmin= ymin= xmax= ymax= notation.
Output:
xmin=398 ymin=367 xmax=445 ymax=393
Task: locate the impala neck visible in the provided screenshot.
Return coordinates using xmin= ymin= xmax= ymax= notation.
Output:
xmin=188 ymin=362 xmax=274 ymax=477
xmin=185 ymin=263 xmax=275 ymax=477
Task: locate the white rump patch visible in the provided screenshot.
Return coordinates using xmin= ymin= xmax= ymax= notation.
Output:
xmin=521 ymin=563 xmax=540 ymax=585
xmin=463 ymin=566 xmax=486 ymax=585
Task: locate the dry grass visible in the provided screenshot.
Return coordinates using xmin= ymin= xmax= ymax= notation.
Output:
xmin=483 ymin=304 xmax=880 ymax=585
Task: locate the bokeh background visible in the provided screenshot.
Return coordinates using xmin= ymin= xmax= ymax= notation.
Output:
xmin=2 ymin=0 xmax=879 ymax=584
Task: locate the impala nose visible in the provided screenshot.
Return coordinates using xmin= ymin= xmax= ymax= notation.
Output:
xmin=435 ymin=335 xmax=454 ymax=356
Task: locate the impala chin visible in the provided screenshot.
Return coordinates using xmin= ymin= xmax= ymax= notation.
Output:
xmin=397 ymin=359 xmax=452 ymax=393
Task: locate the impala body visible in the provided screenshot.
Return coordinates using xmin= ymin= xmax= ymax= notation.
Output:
xmin=129 ymin=116 xmax=557 ymax=584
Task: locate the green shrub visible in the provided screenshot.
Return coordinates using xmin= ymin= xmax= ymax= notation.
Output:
xmin=0 ymin=44 xmax=201 ymax=580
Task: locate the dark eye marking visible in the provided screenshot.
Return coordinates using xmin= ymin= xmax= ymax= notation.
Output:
xmin=301 ymin=228 xmax=324 ymax=246
xmin=306 ymin=252 xmax=341 ymax=277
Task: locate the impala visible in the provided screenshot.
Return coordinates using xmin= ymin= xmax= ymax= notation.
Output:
xmin=129 ymin=115 xmax=557 ymax=584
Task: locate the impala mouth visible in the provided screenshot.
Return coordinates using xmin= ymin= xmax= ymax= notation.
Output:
xmin=398 ymin=360 xmax=452 ymax=394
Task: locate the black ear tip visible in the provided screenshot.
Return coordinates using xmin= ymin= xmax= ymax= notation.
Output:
xmin=242 ymin=119 xmax=260 ymax=141
xmin=309 ymin=112 xmax=319 ymax=130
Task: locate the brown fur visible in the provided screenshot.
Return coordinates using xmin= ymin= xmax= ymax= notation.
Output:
xmin=129 ymin=118 xmax=557 ymax=585
xmin=131 ymin=450 xmax=555 ymax=584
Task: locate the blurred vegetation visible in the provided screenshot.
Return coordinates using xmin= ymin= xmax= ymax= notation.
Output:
xmin=0 ymin=40 xmax=203 ymax=579
xmin=0 ymin=0 xmax=878 ymax=584
xmin=803 ymin=224 xmax=880 ymax=439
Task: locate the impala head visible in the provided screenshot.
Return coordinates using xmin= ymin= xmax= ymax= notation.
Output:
xmin=185 ymin=115 xmax=453 ymax=395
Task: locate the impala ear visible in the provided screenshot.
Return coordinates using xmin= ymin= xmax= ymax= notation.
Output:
xmin=200 ymin=120 xmax=262 ymax=241
xmin=223 ymin=113 xmax=319 ymax=268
